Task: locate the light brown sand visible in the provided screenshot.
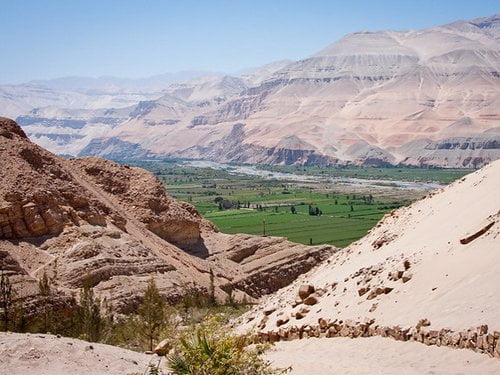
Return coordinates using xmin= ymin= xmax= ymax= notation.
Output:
xmin=266 ymin=337 xmax=500 ymax=375
xmin=0 ymin=332 xmax=154 ymax=375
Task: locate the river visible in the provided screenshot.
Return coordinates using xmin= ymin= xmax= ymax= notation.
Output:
xmin=182 ymin=160 xmax=442 ymax=191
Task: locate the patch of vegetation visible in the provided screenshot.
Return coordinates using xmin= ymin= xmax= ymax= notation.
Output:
xmin=255 ymin=164 xmax=474 ymax=184
xmin=166 ymin=317 xmax=289 ymax=375
xmin=121 ymin=160 xmax=417 ymax=247
xmin=2 ymin=271 xmax=279 ymax=375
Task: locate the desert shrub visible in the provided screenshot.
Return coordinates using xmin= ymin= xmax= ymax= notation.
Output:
xmin=167 ymin=317 xmax=289 ymax=375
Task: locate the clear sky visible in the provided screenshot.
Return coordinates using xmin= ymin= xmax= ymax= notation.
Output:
xmin=1 ymin=0 xmax=498 ymax=83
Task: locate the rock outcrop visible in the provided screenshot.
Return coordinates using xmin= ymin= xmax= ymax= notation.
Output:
xmin=0 ymin=117 xmax=334 ymax=309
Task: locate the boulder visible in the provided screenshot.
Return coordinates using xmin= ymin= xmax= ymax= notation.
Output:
xmin=298 ymin=284 xmax=315 ymax=299
xmin=154 ymin=339 xmax=172 ymax=356
xmin=303 ymin=294 xmax=319 ymax=305
xmin=276 ymin=317 xmax=289 ymax=327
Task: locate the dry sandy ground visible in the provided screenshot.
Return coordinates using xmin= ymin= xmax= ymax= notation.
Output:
xmin=0 ymin=332 xmax=155 ymax=375
xmin=265 ymin=337 xmax=500 ymax=375
xmin=240 ymin=160 xmax=500 ymax=333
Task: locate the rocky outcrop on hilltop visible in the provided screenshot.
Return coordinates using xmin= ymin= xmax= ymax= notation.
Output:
xmin=396 ymin=133 xmax=500 ymax=168
xmin=236 ymin=159 xmax=500 ymax=362
xmin=0 ymin=117 xmax=334 ymax=310
xmin=0 ymin=118 xmax=121 ymax=240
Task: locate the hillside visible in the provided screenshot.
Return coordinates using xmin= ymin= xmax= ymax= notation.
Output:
xmin=75 ymin=14 xmax=500 ymax=168
xmin=235 ymin=158 xmax=500 ymax=369
xmin=0 ymin=117 xmax=333 ymax=310
xmin=4 ymin=15 xmax=499 ymax=167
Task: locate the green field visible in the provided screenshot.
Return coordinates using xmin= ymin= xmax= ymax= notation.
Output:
xmin=202 ymin=195 xmax=398 ymax=248
xmin=119 ymin=160 xmax=456 ymax=248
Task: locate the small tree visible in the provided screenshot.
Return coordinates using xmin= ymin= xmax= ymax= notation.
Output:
xmin=78 ymin=281 xmax=103 ymax=342
xmin=138 ymin=278 xmax=166 ymax=351
xmin=0 ymin=271 xmax=15 ymax=331
xmin=38 ymin=271 xmax=52 ymax=332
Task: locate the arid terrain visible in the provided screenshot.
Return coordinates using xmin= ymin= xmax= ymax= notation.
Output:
xmin=235 ymin=157 xmax=500 ymax=371
xmin=1 ymin=116 xmax=499 ymax=373
xmin=5 ymin=14 xmax=500 ymax=168
xmin=0 ymin=117 xmax=333 ymax=311
xmin=1 ymin=9 xmax=499 ymax=375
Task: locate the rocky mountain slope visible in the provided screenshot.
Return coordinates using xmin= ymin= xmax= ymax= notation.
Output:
xmin=78 ymin=14 xmax=500 ymax=168
xmin=2 ymin=16 xmax=499 ymax=167
xmin=0 ymin=117 xmax=333 ymax=310
xmin=235 ymin=158 xmax=500 ymax=368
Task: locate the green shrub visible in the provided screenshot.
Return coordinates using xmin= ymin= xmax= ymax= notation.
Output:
xmin=167 ymin=317 xmax=289 ymax=375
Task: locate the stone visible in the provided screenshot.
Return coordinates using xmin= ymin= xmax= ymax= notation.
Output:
xmin=388 ymin=270 xmax=403 ymax=281
xmin=263 ymin=307 xmax=276 ymax=316
xmin=416 ymin=319 xmax=431 ymax=330
xmin=295 ymin=307 xmax=310 ymax=319
xmin=298 ymin=284 xmax=315 ymax=299
xmin=154 ymin=339 xmax=172 ymax=356
xmin=318 ymin=318 xmax=329 ymax=329
xmin=477 ymin=325 xmax=488 ymax=335
xmin=276 ymin=318 xmax=289 ymax=327
xmin=402 ymin=274 xmax=412 ymax=283
xmin=303 ymin=294 xmax=319 ymax=305
xmin=258 ymin=315 xmax=269 ymax=329
xmin=358 ymin=287 xmax=369 ymax=296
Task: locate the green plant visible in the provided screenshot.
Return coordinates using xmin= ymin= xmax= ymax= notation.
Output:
xmin=138 ymin=278 xmax=167 ymax=351
xmin=0 ymin=271 xmax=16 ymax=331
xmin=167 ymin=317 xmax=289 ymax=375
xmin=78 ymin=280 xmax=103 ymax=342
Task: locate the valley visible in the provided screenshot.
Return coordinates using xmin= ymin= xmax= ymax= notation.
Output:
xmin=125 ymin=159 xmax=472 ymax=247
xmin=1 ymin=5 xmax=499 ymax=374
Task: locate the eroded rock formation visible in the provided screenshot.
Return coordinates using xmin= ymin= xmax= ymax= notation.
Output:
xmin=0 ymin=117 xmax=334 ymax=310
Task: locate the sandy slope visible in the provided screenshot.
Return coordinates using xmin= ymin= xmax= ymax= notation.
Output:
xmin=265 ymin=337 xmax=500 ymax=375
xmin=240 ymin=159 xmax=500 ymax=333
xmin=0 ymin=332 xmax=154 ymax=375
xmin=234 ymin=160 xmax=500 ymax=371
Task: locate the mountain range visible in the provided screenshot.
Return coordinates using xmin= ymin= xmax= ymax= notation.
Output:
xmin=2 ymin=14 xmax=500 ymax=167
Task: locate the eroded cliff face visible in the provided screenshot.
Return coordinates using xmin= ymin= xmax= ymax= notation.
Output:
xmin=70 ymin=15 xmax=500 ymax=168
xmin=0 ymin=117 xmax=334 ymax=310
xmin=0 ymin=118 xmax=121 ymax=240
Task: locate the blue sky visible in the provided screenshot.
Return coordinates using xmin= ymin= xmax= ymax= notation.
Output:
xmin=1 ymin=0 xmax=498 ymax=83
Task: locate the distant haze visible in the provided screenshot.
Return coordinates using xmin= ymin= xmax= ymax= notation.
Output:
xmin=1 ymin=0 xmax=499 ymax=83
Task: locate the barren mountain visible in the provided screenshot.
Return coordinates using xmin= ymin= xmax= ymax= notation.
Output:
xmin=79 ymin=14 xmax=500 ymax=167
xmin=0 ymin=117 xmax=333 ymax=311
xmin=234 ymin=158 xmax=500 ymax=370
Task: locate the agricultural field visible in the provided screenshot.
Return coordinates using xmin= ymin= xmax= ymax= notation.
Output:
xmin=122 ymin=160 xmax=472 ymax=248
